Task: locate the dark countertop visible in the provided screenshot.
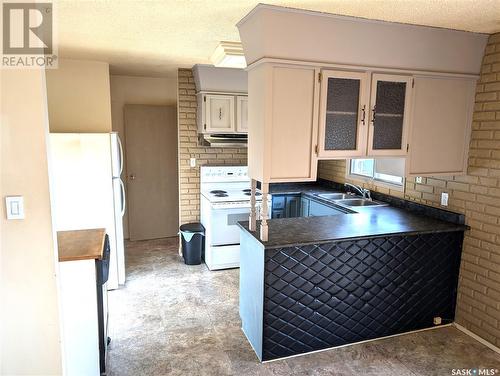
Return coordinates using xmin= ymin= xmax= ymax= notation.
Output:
xmin=240 ymin=182 xmax=468 ymax=249
xmin=270 ymin=183 xmax=334 ymax=196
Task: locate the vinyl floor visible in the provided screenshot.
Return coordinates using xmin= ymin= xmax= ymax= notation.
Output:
xmin=107 ymin=237 xmax=500 ymax=376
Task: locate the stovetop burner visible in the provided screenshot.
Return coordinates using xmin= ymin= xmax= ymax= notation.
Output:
xmin=242 ymin=189 xmax=251 ymax=193
xmin=244 ymin=192 xmax=262 ymax=196
xmin=210 ymin=190 xmax=227 ymax=194
xmin=214 ymin=193 xmax=228 ymax=197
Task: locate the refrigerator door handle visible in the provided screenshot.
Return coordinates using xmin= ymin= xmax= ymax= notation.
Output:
xmin=117 ymin=134 xmax=124 ymax=175
xmin=119 ymin=179 xmax=126 ymax=216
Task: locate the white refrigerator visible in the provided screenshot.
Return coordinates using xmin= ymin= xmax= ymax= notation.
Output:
xmin=49 ymin=132 xmax=126 ymax=290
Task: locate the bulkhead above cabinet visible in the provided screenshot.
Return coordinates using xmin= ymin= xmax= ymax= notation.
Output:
xmin=237 ymin=4 xmax=488 ymax=75
xmin=193 ymin=64 xmax=247 ymax=93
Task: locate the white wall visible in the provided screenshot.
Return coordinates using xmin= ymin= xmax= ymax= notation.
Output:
xmin=110 ymin=75 xmax=177 ymax=238
xmin=0 ymin=68 xmax=63 ymax=375
xmin=46 ymin=59 xmax=112 ymax=133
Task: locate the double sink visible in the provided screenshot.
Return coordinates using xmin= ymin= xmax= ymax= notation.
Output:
xmin=316 ymin=192 xmax=388 ymax=209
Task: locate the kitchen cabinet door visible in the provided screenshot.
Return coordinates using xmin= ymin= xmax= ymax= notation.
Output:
xmin=285 ymin=195 xmax=301 ymax=218
xmin=367 ymin=74 xmax=412 ymax=156
xmin=236 ymin=96 xmax=248 ymax=133
xmin=204 ymin=94 xmax=235 ymax=133
xmin=318 ymin=70 xmax=370 ymax=158
xmin=300 ymin=197 xmax=310 ymax=217
xmin=309 ymin=200 xmax=345 ymax=216
xmin=247 ymin=63 xmax=320 ymax=183
xmin=406 ymin=76 xmax=475 ymax=176
xmin=272 ymin=209 xmax=285 ymax=219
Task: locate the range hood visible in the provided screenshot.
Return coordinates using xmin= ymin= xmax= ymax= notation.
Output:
xmin=200 ymin=133 xmax=247 ymax=148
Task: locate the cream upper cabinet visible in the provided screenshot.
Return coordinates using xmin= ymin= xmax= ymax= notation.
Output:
xmin=406 ymin=76 xmax=475 ymax=176
xmin=367 ymin=74 xmax=412 ymax=156
xmin=247 ymin=63 xmax=319 ymax=183
xmin=203 ymin=94 xmax=235 ymax=133
xmin=197 ymin=93 xmax=248 ymax=134
xmin=317 ymin=70 xmax=370 ymax=158
xmin=236 ymin=96 xmax=248 ymax=133
xmin=318 ymin=71 xmax=412 ymax=158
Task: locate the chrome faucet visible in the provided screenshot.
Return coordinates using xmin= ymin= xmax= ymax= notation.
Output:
xmin=345 ymin=183 xmax=371 ymax=200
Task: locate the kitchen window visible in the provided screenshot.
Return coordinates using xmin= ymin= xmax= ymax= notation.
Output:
xmin=349 ymin=158 xmax=405 ymax=187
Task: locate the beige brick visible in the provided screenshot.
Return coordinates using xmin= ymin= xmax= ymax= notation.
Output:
xmin=447 ymin=181 xmax=470 ymax=192
xmin=477 ymin=92 xmax=498 ymax=102
xmin=469 ymin=211 xmax=497 ymax=224
xmin=485 ymin=307 xmax=500 ymax=325
xmin=415 ymin=184 xmax=434 ymax=193
xmin=485 ymin=82 xmax=500 ymax=92
xmin=470 ymin=228 xmax=496 ymax=243
xmin=482 ymin=241 xmax=500 ymax=256
xmin=425 ymin=178 xmax=447 ymax=188
xmin=479 ymin=120 xmax=500 ymax=130
xmin=474 ymin=291 xmax=499 ymax=309
xmin=466 ymin=245 xmax=491 ymax=259
xmin=484 ymin=102 xmax=500 ymax=111
xmin=470 ymin=185 xmax=488 ymax=194
xmin=472 ymin=307 xmax=498 ymax=327
xmin=491 ymin=63 xmax=500 ymax=72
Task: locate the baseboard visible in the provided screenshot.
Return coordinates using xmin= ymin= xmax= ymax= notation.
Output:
xmin=262 ymin=324 xmax=453 ymax=363
xmin=454 ymin=323 xmax=500 ymax=355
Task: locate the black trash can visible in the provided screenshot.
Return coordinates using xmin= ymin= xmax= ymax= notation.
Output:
xmin=179 ymin=223 xmax=205 ymax=265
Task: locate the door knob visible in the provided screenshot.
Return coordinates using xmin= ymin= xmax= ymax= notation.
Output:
xmin=129 ymin=174 xmax=136 ymax=180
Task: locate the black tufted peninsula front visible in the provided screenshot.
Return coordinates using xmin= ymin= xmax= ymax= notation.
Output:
xmin=238 ymin=206 xmax=466 ymax=362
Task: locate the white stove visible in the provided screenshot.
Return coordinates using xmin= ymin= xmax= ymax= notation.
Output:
xmin=200 ymin=166 xmax=270 ymax=270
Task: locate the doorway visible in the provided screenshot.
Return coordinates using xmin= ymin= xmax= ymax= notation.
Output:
xmin=124 ymin=104 xmax=178 ymax=241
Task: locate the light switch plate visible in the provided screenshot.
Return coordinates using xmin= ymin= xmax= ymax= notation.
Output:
xmin=190 ymin=157 xmax=196 ymax=168
xmin=5 ymin=196 xmax=24 ymax=219
xmin=415 ymin=176 xmax=423 ymax=184
xmin=441 ymin=192 xmax=449 ymax=207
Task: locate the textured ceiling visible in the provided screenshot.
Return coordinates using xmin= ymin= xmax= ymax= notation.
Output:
xmin=53 ymin=0 xmax=500 ymax=77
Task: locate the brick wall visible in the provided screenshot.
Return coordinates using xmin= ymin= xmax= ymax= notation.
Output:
xmin=318 ymin=33 xmax=500 ymax=346
xmin=177 ymin=68 xmax=247 ymax=224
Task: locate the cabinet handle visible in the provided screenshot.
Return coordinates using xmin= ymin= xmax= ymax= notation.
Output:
xmin=361 ymin=105 xmax=366 ymax=125
xmin=219 ymin=108 xmax=222 ymax=120
xmin=371 ymin=106 xmax=376 ymax=125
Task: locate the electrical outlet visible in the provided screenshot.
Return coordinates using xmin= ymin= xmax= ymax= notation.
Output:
xmin=433 ymin=317 xmax=442 ymax=325
xmin=415 ymin=176 xmax=423 ymax=184
xmin=441 ymin=192 xmax=449 ymax=206
xmin=190 ymin=157 xmax=196 ymax=168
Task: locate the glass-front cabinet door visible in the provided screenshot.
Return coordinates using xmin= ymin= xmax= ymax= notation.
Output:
xmin=368 ymin=74 xmax=412 ymax=156
xmin=317 ymin=70 xmax=369 ymax=158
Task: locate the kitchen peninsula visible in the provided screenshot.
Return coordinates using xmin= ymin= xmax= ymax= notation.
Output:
xmin=238 ymin=187 xmax=467 ymax=361
xmin=235 ymin=3 xmax=480 ymax=363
